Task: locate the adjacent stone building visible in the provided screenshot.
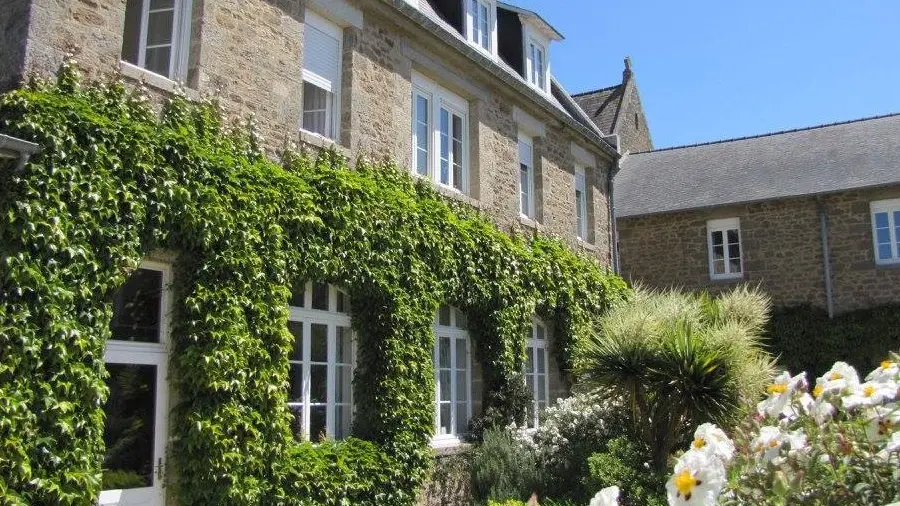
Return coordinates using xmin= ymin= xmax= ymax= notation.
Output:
xmin=615 ymin=114 xmax=900 ymax=315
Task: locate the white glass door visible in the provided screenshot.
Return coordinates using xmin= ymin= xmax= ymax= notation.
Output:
xmin=99 ymin=262 xmax=170 ymax=506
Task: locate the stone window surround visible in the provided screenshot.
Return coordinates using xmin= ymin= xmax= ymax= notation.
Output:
xmin=514 ymin=107 xmax=545 ymax=223
xmin=870 ymin=198 xmax=900 ymax=266
xmin=707 ymin=217 xmax=744 ymax=281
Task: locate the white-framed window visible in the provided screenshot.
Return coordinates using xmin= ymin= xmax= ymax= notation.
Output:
xmin=302 ymin=11 xmax=343 ymax=140
xmin=433 ymin=305 xmax=471 ymax=445
xmin=411 ymin=72 xmax=469 ymax=194
xmin=871 ymin=198 xmax=900 ymax=265
xmin=707 ymin=218 xmax=743 ymax=280
xmin=465 ymin=0 xmax=495 ymax=55
xmin=575 ymin=166 xmax=587 ymax=240
xmin=287 ymin=282 xmax=354 ymax=442
xmin=121 ymin=0 xmax=193 ymax=80
xmin=524 ymin=34 xmax=548 ymax=93
xmin=100 ymin=261 xmax=171 ymax=506
xmin=518 ymin=133 xmax=535 ymax=219
xmin=525 ymin=318 xmax=549 ymax=429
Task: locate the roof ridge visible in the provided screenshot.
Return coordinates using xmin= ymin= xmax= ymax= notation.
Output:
xmin=571 ymin=84 xmax=621 ymax=97
xmin=631 ymin=112 xmax=900 ymax=155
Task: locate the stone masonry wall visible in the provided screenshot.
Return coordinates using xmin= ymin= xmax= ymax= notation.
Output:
xmin=617 ymin=186 xmax=900 ymax=314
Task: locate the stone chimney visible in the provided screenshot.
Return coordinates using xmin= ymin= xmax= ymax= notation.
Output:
xmin=623 ymin=56 xmax=633 ymax=83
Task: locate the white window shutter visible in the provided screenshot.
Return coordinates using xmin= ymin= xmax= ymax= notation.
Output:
xmin=303 ymin=23 xmax=341 ymax=92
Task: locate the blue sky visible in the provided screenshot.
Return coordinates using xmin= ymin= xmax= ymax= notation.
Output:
xmin=512 ymin=1 xmax=900 ymax=149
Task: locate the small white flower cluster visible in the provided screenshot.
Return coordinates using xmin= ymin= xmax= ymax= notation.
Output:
xmin=663 ymin=423 xmax=734 ymax=506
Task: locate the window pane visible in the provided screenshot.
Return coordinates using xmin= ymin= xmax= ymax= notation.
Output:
xmin=439 ymin=371 xmax=451 ymax=401
xmin=311 ymin=282 xmax=329 ymax=310
xmin=520 ymin=164 xmax=530 ymax=216
xmin=334 ymin=404 xmax=351 ymax=440
xmin=455 ymin=371 xmax=467 ymax=402
xmin=712 ymin=244 xmax=725 ymax=261
xmin=439 ymin=336 xmax=451 ymax=368
xmin=288 ymin=363 xmax=303 ymax=402
xmin=728 ymin=243 xmax=741 ymax=260
xmin=874 ymin=212 xmax=889 ymax=229
xmin=711 ymin=230 xmax=724 ymax=246
xmin=536 ymin=324 xmax=545 ymax=340
xmin=525 ymin=372 xmax=535 ymax=395
xmin=103 ymin=363 xmax=156 ymax=490
xmin=144 ymin=46 xmax=171 ymax=76
xmin=455 ymin=339 xmax=467 ymax=370
xmin=150 ymin=0 xmax=175 ymax=9
xmin=439 ymin=403 xmax=452 ymax=435
xmin=439 ymin=109 xmax=450 ymax=185
xmin=336 ymin=291 xmax=348 ymax=313
xmin=335 ymin=365 xmax=351 ymax=404
xmin=479 ymin=3 xmax=489 ymax=48
xmin=309 ymin=405 xmax=326 ymax=441
xmin=310 ymin=324 xmax=327 ymax=362
xmin=111 ymin=268 xmax=163 ymax=343
xmin=456 ymin=403 xmax=468 ymax=435
xmin=336 ymin=327 xmax=352 ymax=364
xmin=729 ymin=259 xmax=742 ymax=274
xmin=726 ymin=229 xmax=740 ymax=244
xmin=526 ymin=348 xmax=534 ymax=375
xmin=455 ymin=309 xmax=468 ymax=330
xmin=452 ymin=114 xmax=464 ymax=191
xmin=288 ymin=321 xmax=303 ymax=361
xmin=537 ymin=376 xmax=546 ymax=401
xmin=876 ymin=227 xmax=891 ymax=245
xmin=288 ymin=281 xmax=305 ymax=307
xmin=146 ymin=10 xmax=174 ymax=46
xmin=879 ymin=244 xmax=893 ymax=260
xmin=302 ymin=83 xmax=332 ymax=138
xmin=310 ymin=364 xmax=327 ymax=403
xmin=438 ymin=305 xmax=451 ymax=327
xmin=122 ymin=0 xmax=142 ymax=65
xmin=536 ymin=348 xmax=546 ymax=374
xmin=415 ymin=95 xmax=429 ymax=176
xmin=288 ymin=405 xmax=303 ymax=440
xmin=713 ymin=259 xmax=725 ymax=274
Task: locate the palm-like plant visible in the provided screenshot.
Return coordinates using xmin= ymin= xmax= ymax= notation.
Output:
xmin=575 ymin=286 xmax=775 ymax=471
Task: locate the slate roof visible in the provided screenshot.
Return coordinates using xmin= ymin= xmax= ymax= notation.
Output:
xmin=572 ymin=85 xmax=624 ymax=136
xmin=616 ymin=113 xmax=900 ymax=218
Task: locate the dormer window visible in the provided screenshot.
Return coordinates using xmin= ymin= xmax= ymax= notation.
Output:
xmin=465 ymin=0 xmax=496 ymax=55
xmin=526 ymin=38 xmax=546 ymax=90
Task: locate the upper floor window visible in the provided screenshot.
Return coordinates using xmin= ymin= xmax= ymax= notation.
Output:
xmin=525 ymin=37 xmax=548 ymax=93
xmin=518 ymin=134 xmax=535 ymax=219
xmin=433 ymin=305 xmax=471 ymax=445
xmin=412 ymin=72 xmax=469 ymax=194
xmin=575 ymin=167 xmax=587 ymax=240
xmin=302 ymin=11 xmax=343 ymax=140
xmin=525 ymin=319 xmax=549 ymax=429
xmin=287 ymin=282 xmax=354 ymax=441
xmin=871 ymin=199 xmax=900 ymax=265
xmin=121 ymin=0 xmax=193 ymax=80
xmin=465 ymin=0 xmax=495 ymax=54
xmin=707 ymin=218 xmax=743 ymax=280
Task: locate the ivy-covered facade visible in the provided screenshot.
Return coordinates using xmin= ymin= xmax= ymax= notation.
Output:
xmin=0 ymin=66 xmax=629 ymax=505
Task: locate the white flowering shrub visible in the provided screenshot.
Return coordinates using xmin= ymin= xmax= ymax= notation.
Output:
xmin=660 ymin=353 xmax=900 ymax=506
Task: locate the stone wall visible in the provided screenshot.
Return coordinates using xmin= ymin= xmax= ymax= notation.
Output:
xmin=615 ymin=79 xmax=653 ymax=154
xmin=617 ymin=185 xmax=900 ymax=314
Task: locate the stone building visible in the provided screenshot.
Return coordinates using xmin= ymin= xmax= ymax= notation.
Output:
xmin=615 ymin=113 xmax=900 ymax=316
xmin=1 ymin=0 xmax=643 ymax=504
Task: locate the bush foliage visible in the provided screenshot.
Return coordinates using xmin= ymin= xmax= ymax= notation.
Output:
xmin=766 ymin=304 xmax=900 ymax=378
xmin=0 ymin=63 xmax=629 ymax=505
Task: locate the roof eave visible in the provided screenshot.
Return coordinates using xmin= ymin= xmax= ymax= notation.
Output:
xmin=496 ymin=2 xmax=563 ymax=40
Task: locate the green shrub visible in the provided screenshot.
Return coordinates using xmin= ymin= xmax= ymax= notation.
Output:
xmin=575 ymin=286 xmax=776 ymax=471
xmin=586 ymin=436 xmax=666 ymax=506
xmin=767 ymin=304 xmax=900 ymax=378
xmin=471 ymin=427 xmax=540 ymax=504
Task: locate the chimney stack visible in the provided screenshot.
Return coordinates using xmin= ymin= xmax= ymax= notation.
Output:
xmin=623 ymin=56 xmax=633 ymax=83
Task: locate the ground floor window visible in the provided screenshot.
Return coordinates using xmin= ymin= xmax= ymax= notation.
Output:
xmin=101 ymin=261 xmax=171 ymax=506
xmin=525 ymin=318 xmax=549 ymax=428
xmin=433 ymin=305 xmax=471 ymax=444
xmin=287 ymin=282 xmax=354 ymax=441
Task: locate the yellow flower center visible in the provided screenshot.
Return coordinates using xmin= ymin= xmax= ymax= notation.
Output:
xmin=692 ymin=437 xmax=707 ymax=449
xmin=829 ymin=373 xmax=843 ymax=381
xmin=767 ymin=383 xmax=788 ymax=395
xmin=879 ymin=419 xmax=893 ymax=435
xmin=813 ymin=385 xmax=824 ymax=398
xmin=864 ymin=385 xmax=876 ymax=398
xmin=768 ymin=439 xmax=779 ymax=448
xmin=882 ymin=360 xmax=895 ymax=371
xmin=674 ymin=469 xmax=701 ymax=500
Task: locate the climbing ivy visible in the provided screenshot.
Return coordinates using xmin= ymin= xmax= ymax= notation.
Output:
xmin=0 ymin=62 xmax=629 ymax=505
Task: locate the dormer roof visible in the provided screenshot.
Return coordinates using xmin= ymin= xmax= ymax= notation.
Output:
xmin=497 ymin=1 xmax=563 ymax=41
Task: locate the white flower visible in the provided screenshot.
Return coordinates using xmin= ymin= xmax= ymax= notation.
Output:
xmin=866 ymin=403 xmax=900 ymax=443
xmin=757 ymin=371 xmax=807 ymax=420
xmin=876 ymin=431 xmax=900 ymax=461
xmin=842 ymin=380 xmax=898 ymax=409
xmin=750 ymin=426 xmax=785 ymax=465
xmin=815 ymin=362 xmax=860 ymax=398
xmin=866 ymin=359 xmax=900 ymax=383
xmin=785 ymin=429 xmax=808 ymax=456
xmin=589 ymin=486 xmax=620 ymax=506
xmin=690 ymin=423 xmax=735 ymax=464
xmin=666 ymin=450 xmax=726 ymax=506
xmin=800 ymin=392 xmax=835 ymax=424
